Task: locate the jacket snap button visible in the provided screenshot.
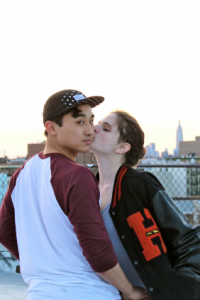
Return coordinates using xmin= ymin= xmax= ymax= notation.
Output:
xmin=112 ymin=212 xmax=115 ymax=215
xmin=134 ymin=261 xmax=138 ymax=265
xmin=149 ymin=287 xmax=153 ymax=292
xmin=121 ymin=235 xmax=125 ymax=239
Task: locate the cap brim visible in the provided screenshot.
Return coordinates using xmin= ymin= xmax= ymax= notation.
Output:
xmin=73 ymin=96 xmax=104 ymax=108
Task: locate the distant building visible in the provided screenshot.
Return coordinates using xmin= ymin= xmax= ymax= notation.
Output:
xmin=0 ymin=156 xmax=25 ymax=166
xmin=187 ymin=166 xmax=200 ymax=196
xmin=27 ymin=142 xmax=45 ymax=159
xmin=75 ymin=152 xmax=97 ymax=165
xmin=149 ymin=143 xmax=155 ymax=152
xmin=145 ymin=143 xmax=159 ymax=158
xmin=161 ymin=148 xmax=169 ymax=159
xmin=173 ymin=120 xmax=183 ymax=156
xmin=0 ymin=156 xmax=9 ymax=165
xmin=145 ymin=145 xmax=150 ymax=157
xmin=186 ymin=166 xmax=200 ymax=224
xmin=176 ymin=120 xmax=183 ymax=150
xmin=179 ymin=136 xmax=200 ymax=157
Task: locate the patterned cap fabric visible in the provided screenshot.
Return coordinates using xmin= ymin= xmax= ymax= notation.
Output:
xmin=43 ymin=89 xmax=104 ymax=124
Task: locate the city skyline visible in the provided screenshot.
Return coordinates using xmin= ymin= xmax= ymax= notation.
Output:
xmin=1 ymin=119 xmax=199 ymax=159
xmin=0 ymin=1 xmax=200 ymax=158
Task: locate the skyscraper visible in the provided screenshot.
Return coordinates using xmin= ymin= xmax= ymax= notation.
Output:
xmin=173 ymin=120 xmax=183 ymax=156
xmin=176 ymin=120 xmax=183 ymax=150
xmin=145 ymin=143 xmax=159 ymax=158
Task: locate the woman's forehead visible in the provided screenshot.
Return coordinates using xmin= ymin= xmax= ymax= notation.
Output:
xmin=100 ymin=113 xmax=117 ymax=124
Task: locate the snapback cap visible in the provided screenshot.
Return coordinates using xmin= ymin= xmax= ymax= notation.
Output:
xmin=43 ymin=89 xmax=104 ymax=125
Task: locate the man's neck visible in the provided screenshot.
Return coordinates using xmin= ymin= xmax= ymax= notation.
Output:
xmin=43 ymin=140 xmax=77 ymax=162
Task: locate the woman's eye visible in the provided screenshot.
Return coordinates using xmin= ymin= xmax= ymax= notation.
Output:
xmin=90 ymin=120 xmax=94 ymax=124
xmin=103 ymin=128 xmax=110 ymax=132
xmin=78 ymin=121 xmax=84 ymax=125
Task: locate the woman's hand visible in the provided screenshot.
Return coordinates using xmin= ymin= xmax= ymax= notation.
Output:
xmin=121 ymin=286 xmax=152 ymax=300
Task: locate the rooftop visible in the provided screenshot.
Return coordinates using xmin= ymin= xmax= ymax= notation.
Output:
xmin=0 ymin=271 xmax=27 ymax=300
xmin=0 ymin=244 xmax=27 ymax=299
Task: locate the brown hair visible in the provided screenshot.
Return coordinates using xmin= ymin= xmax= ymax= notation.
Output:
xmin=112 ymin=110 xmax=146 ymax=167
xmin=44 ymin=107 xmax=81 ymax=137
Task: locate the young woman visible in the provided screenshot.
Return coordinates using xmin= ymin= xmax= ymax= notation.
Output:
xmin=91 ymin=110 xmax=200 ymax=300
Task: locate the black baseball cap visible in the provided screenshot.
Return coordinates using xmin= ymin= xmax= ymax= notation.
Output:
xmin=43 ymin=89 xmax=104 ymax=125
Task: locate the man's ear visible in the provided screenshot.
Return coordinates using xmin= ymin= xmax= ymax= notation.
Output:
xmin=45 ymin=121 xmax=57 ymax=136
xmin=115 ymin=143 xmax=131 ymax=154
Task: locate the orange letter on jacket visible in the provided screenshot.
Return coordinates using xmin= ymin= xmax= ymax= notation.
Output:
xmin=127 ymin=208 xmax=167 ymax=261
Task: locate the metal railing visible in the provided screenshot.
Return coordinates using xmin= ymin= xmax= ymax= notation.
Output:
xmin=0 ymin=166 xmax=22 ymax=206
xmin=0 ymin=163 xmax=200 ymax=269
xmin=1 ymin=164 xmax=200 ymax=225
xmin=137 ymin=164 xmax=200 ymax=225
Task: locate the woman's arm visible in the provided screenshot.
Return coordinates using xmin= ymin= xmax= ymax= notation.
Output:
xmin=152 ymin=190 xmax=200 ymax=282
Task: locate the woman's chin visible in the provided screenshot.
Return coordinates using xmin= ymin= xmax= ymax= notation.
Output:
xmin=90 ymin=146 xmax=96 ymax=153
xmin=90 ymin=146 xmax=99 ymax=156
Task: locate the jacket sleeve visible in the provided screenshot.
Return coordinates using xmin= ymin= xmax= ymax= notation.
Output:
xmin=152 ymin=190 xmax=200 ymax=282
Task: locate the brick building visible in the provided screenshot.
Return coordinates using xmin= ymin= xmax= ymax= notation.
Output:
xmin=179 ymin=136 xmax=200 ymax=157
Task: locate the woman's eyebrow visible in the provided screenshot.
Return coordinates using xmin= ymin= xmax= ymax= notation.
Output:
xmin=100 ymin=121 xmax=112 ymax=127
xmin=98 ymin=120 xmax=114 ymax=127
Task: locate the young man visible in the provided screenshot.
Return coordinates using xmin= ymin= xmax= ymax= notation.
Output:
xmin=0 ymin=90 xmax=150 ymax=300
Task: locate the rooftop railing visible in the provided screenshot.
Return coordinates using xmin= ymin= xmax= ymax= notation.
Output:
xmin=1 ymin=164 xmax=200 ymax=225
xmin=0 ymin=164 xmax=200 ymax=270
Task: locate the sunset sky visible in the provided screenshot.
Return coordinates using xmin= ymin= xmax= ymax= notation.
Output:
xmin=0 ymin=1 xmax=200 ymax=158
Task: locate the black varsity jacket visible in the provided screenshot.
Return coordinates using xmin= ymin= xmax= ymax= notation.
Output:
xmin=108 ymin=165 xmax=200 ymax=300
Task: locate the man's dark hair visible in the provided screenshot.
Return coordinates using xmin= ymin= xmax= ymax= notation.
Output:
xmin=44 ymin=107 xmax=81 ymax=137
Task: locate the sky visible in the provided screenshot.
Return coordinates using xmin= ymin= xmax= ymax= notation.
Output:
xmin=0 ymin=0 xmax=200 ymax=158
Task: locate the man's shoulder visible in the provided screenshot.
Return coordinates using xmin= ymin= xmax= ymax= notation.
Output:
xmin=50 ymin=154 xmax=96 ymax=183
xmin=68 ymin=164 xmax=96 ymax=183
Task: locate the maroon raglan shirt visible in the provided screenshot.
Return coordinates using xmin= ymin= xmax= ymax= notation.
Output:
xmin=0 ymin=152 xmax=118 ymax=272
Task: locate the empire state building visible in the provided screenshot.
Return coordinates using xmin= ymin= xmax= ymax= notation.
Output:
xmin=173 ymin=120 xmax=183 ymax=156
